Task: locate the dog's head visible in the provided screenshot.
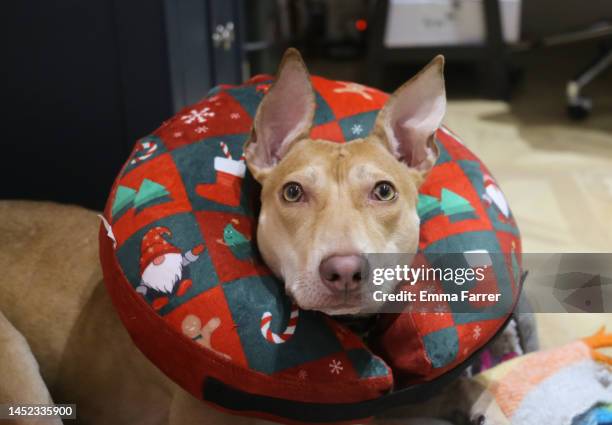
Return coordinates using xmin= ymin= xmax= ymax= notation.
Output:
xmin=245 ymin=49 xmax=445 ymax=315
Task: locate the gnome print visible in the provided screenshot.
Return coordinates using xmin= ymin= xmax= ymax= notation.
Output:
xmin=136 ymin=226 xmax=204 ymax=310
xmin=196 ymin=142 xmax=246 ymax=207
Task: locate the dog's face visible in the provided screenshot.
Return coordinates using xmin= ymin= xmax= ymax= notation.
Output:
xmin=245 ymin=49 xmax=446 ymax=315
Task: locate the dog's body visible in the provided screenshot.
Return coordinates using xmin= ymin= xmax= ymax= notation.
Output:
xmin=0 ymin=50 xmax=449 ymax=424
xmin=0 ymin=201 xmax=277 ymax=425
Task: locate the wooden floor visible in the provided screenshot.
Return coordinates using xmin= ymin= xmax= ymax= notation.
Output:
xmin=444 ymin=46 xmax=612 ymax=253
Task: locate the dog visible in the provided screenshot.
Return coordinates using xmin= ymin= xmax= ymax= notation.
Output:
xmin=245 ymin=48 xmax=445 ymax=316
xmin=0 ymin=48 xmax=446 ymax=425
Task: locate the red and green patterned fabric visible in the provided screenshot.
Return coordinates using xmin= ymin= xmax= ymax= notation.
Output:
xmin=99 ymin=74 xmax=522 ymax=424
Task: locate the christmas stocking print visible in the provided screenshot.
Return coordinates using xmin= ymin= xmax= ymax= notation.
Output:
xmin=196 ymin=142 xmax=246 ymax=207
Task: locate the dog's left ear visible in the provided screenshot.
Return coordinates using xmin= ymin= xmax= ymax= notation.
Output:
xmin=245 ymin=48 xmax=316 ymax=181
xmin=372 ymin=55 xmax=446 ymax=175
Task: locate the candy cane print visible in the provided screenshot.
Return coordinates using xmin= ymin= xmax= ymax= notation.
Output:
xmin=260 ymin=304 xmax=299 ymax=344
xmin=219 ymin=141 xmax=246 ymax=163
xmin=219 ymin=141 xmax=233 ymax=159
xmin=130 ymin=140 xmax=158 ymax=164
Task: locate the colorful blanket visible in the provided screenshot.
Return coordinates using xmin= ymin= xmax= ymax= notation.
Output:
xmin=468 ymin=328 xmax=612 ymax=425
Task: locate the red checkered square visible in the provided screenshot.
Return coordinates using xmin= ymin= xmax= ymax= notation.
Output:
xmin=309 ymin=121 xmax=345 ymax=143
xmin=164 ymin=285 xmax=248 ymax=368
xmin=419 ymin=162 xmax=493 ymax=249
xmin=194 ymin=211 xmax=270 ymax=283
xmin=155 ymin=91 xmax=252 ymax=151
xmin=312 ymin=76 xmax=388 ymax=120
xmin=109 ymin=153 xmax=192 ymax=247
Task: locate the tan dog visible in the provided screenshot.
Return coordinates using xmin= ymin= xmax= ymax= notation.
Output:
xmin=0 ymin=50 xmax=447 ymax=424
xmin=0 ymin=201 xmax=278 ymax=425
xmin=246 ymin=49 xmax=445 ymax=315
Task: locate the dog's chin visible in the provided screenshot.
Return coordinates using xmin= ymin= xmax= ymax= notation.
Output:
xmin=292 ymin=299 xmax=365 ymax=316
xmin=317 ymin=305 xmax=365 ymax=316
xmin=290 ymin=292 xmax=367 ymax=316
xmin=285 ymin=277 xmax=370 ymax=316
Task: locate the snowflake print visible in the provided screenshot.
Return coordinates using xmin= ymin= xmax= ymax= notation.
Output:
xmin=195 ymin=126 xmax=208 ymax=134
xmin=329 ymin=359 xmax=343 ymax=375
xmin=298 ymin=370 xmax=308 ymax=380
xmin=433 ymin=305 xmax=447 ymax=315
xmin=181 ymin=107 xmax=215 ymax=124
xmin=230 ymin=112 xmax=240 ymax=120
xmin=473 ymin=325 xmax=482 ymax=340
xmin=351 ymin=124 xmax=364 ymax=135
xmin=425 ymin=284 xmax=437 ymax=293
xmin=173 ymin=131 xmax=183 ymax=138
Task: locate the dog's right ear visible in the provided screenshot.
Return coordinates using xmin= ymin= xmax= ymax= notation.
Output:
xmin=245 ymin=48 xmax=315 ymax=182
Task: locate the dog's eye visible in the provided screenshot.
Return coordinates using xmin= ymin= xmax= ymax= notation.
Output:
xmin=372 ymin=181 xmax=397 ymax=201
xmin=282 ymin=182 xmax=304 ymax=202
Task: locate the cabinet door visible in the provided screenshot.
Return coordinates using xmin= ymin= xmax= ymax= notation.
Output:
xmin=3 ymin=0 xmax=172 ymax=210
xmin=164 ymin=0 xmax=214 ymax=111
xmin=164 ymin=0 xmax=244 ymax=111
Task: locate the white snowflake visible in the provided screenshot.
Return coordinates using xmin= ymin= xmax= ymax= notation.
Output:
xmin=329 ymin=359 xmax=343 ymax=375
xmin=473 ymin=325 xmax=482 ymax=340
xmin=433 ymin=305 xmax=447 ymax=316
xmin=351 ymin=124 xmax=364 ymax=135
xmin=230 ymin=112 xmax=240 ymax=120
xmin=195 ymin=126 xmax=209 ymax=134
xmin=181 ymin=107 xmax=215 ymax=124
xmin=173 ymin=131 xmax=183 ymax=138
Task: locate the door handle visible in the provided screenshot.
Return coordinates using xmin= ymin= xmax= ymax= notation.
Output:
xmin=212 ymin=22 xmax=235 ymax=51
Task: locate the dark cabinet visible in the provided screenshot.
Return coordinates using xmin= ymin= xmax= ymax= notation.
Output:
xmin=3 ymin=0 xmax=243 ymax=210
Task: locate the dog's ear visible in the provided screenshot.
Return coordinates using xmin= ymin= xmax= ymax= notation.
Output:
xmin=372 ymin=55 xmax=446 ymax=175
xmin=245 ymin=48 xmax=315 ymax=181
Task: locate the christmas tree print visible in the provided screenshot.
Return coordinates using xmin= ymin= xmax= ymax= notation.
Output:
xmin=440 ymin=188 xmax=474 ymax=216
xmin=223 ymin=223 xmax=251 ymax=260
xmin=417 ymin=194 xmax=441 ymax=217
xmin=134 ymin=179 xmax=170 ymax=209
xmin=111 ymin=179 xmax=172 ymax=219
xmin=112 ymin=186 xmax=137 ymax=217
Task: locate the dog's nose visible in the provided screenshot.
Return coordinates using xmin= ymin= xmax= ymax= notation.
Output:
xmin=319 ymin=255 xmax=367 ymax=293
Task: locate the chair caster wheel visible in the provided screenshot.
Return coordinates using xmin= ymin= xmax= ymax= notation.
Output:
xmin=567 ymin=97 xmax=592 ymax=120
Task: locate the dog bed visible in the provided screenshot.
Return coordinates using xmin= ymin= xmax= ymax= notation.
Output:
xmin=99 ymin=74 xmax=522 ymax=424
